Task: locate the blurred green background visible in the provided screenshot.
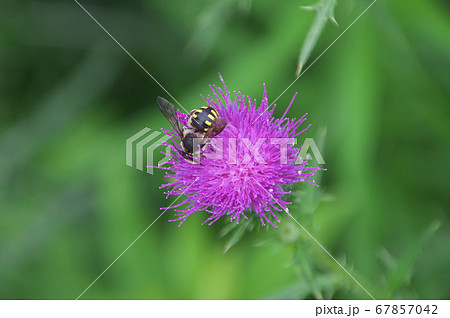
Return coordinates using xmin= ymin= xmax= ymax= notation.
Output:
xmin=1 ymin=0 xmax=449 ymax=299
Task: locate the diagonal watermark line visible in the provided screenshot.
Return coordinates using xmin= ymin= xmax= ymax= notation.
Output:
xmin=251 ymin=177 xmax=376 ymax=300
xmin=73 ymin=0 xmax=186 ymax=112
xmin=76 ymin=210 xmax=165 ymax=300
xmin=76 ymin=178 xmax=199 ymax=300
xmin=253 ymin=0 xmax=378 ymax=125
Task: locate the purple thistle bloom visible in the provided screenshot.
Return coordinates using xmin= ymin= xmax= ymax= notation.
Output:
xmin=158 ymin=75 xmax=323 ymax=227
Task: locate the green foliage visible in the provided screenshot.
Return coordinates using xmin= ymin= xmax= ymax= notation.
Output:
xmin=1 ymin=0 xmax=449 ymax=299
xmin=297 ymin=0 xmax=338 ymax=76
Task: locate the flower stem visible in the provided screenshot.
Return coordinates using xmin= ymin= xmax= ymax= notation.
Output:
xmin=295 ymin=241 xmax=323 ymax=299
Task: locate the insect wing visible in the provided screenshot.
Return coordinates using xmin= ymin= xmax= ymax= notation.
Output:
xmin=157 ymin=97 xmax=184 ymax=137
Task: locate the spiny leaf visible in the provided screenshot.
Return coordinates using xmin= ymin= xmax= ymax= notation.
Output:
xmin=296 ymin=0 xmax=338 ymax=76
xmin=220 ymin=215 xmax=257 ymax=253
xmin=384 ymin=220 xmax=441 ymax=298
xmin=223 ymin=221 xmax=251 ymax=253
xmin=267 ymin=273 xmax=340 ymax=299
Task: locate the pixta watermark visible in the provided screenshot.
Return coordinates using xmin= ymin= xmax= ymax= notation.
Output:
xmin=126 ymin=128 xmax=325 ymax=175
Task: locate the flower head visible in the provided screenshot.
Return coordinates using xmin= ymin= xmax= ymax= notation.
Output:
xmin=158 ymin=75 xmax=323 ymax=227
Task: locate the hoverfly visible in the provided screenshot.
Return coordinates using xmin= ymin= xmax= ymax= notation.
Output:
xmin=188 ymin=106 xmax=228 ymax=138
xmin=157 ymin=97 xmax=227 ymax=160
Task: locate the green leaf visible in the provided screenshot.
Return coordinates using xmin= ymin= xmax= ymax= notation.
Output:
xmin=383 ymin=220 xmax=441 ymax=298
xmin=296 ymin=0 xmax=338 ymax=76
xmin=220 ymin=216 xmax=256 ymax=253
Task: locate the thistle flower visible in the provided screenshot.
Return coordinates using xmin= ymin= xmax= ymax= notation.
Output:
xmin=158 ymin=75 xmax=323 ymax=227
